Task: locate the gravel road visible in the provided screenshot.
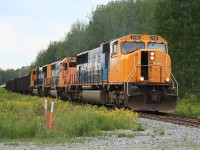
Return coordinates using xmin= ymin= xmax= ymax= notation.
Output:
xmin=1 ymin=118 xmax=200 ymax=150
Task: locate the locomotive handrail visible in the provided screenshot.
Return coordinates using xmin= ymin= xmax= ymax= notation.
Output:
xmin=137 ymin=64 xmax=164 ymax=67
xmin=125 ymin=54 xmax=138 ymax=96
xmin=170 ymin=76 xmax=175 ymax=90
xmin=125 ymin=66 xmax=137 ymax=96
xmin=125 ymin=55 xmax=137 ymax=82
xmin=125 ymin=64 xmax=178 ymax=96
xmin=171 ymin=73 xmax=178 ymax=96
xmin=125 ymin=66 xmax=137 ymax=82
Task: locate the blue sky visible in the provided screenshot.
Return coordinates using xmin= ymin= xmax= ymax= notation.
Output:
xmin=0 ymin=0 xmax=111 ymax=70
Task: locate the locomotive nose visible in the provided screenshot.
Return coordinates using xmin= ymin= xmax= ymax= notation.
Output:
xmin=140 ymin=50 xmax=170 ymax=84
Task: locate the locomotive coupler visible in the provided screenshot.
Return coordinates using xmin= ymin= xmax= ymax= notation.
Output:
xmin=149 ymin=92 xmax=161 ymax=103
xmin=130 ymin=86 xmax=140 ymax=96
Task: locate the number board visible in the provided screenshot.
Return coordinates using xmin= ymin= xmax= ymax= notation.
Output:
xmin=69 ymin=58 xmax=76 ymax=63
xmin=131 ymin=35 xmax=141 ymax=40
xmin=150 ymin=36 xmax=158 ymax=41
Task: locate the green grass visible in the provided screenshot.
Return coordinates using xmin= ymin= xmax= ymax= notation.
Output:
xmin=0 ymin=88 xmax=140 ymax=143
xmin=116 ymin=132 xmax=135 ymax=138
xmin=50 ymin=104 xmax=139 ymax=141
xmin=0 ymin=89 xmax=47 ymax=140
xmin=175 ymin=93 xmax=200 ymax=117
xmin=153 ymin=127 xmax=165 ymax=136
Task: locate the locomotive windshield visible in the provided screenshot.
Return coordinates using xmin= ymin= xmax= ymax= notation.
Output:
xmin=69 ymin=62 xmax=76 ymax=68
xmin=148 ymin=42 xmax=167 ymax=53
xmin=121 ymin=42 xmax=145 ymax=54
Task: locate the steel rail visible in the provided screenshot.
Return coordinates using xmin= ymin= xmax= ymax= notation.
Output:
xmin=138 ymin=111 xmax=200 ymax=128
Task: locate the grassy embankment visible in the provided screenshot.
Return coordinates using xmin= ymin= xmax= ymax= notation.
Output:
xmin=0 ymin=88 xmax=141 ymax=143
xmin=175 ymin=93 xmax=200 ymax=117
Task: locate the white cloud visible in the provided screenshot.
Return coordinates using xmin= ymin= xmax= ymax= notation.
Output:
xmin=47 ymin=23 xmax=71 ymax=39
xmin=0 ymin=0 xmax=111 ymax=70
xmin=0 ymin=16 xmax=71 ymax=70
xmin=0 ymin=20 xmax=13 ymax=52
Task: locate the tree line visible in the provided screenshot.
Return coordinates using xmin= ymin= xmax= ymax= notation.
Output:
xmin=1 ymin=0 xmax=200 ymax=98
xmin=0 ymin=66 xmax=30 ymax=86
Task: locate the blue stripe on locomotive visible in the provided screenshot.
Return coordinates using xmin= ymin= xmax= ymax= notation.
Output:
xmin=103 ymin=49 xmax=110 ymax=81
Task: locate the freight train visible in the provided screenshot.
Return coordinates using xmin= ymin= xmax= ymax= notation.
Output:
xmin=5 ymin=34 xmax=178 ymax=111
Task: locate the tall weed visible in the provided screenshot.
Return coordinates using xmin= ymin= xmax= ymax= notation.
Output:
xmin=175 ymin=93 xmax=200 ymax=117
xmin=0 ymin=88 xmax=140 ymax=142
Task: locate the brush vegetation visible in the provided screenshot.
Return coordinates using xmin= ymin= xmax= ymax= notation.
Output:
xmin=0 ymin=88 xmax=140 ymax=142
xmin=175 ymin=93 xmax=200 ymax=118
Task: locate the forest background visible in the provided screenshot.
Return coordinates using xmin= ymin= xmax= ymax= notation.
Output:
xmin=0 ymin=0 xmax=199 ymax=99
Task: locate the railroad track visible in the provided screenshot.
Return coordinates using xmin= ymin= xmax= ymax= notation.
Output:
xmin=138 ymin=111 xmax=200 ymax=128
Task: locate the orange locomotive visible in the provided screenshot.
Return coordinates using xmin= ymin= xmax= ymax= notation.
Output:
xmin=68 ymin=34 xmax=178 ymax=111
xmin=6 ymin=34 xmax=178 ymax=111
xmin=109 ymin=34 xmax=178 ymax=110
xmin=30 ymin=57 xmax=76 ymax=98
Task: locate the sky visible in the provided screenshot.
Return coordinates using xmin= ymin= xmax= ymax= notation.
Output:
xmin=0 ymin=0 xmax=111 ymax=70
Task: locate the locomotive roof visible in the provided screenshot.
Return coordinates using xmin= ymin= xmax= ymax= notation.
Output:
xmin=77 ymin=50 xmax=89 ymax=56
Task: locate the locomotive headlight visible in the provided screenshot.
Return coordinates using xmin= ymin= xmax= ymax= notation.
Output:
xmin=150 ymin=51 xmax=155 ymax=56
xmin=140 ymin=76 xmax=144 ymax=81
xmin=150 ymin=56 xmax=155 ymax=61
xmin=165 ymin=78 xmax=170 ymax=82
xmin=149 ymin=51 xmax=155 ymax=61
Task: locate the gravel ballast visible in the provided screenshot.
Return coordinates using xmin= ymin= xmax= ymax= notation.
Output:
xmin=1 ymin=118 xmax=200 ymax=150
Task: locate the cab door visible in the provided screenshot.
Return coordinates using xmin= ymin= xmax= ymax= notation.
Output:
xmin=61 ymin=63 xmax=68 ymax=85
xmin=108 ymin=41 xmax=120 ymax=83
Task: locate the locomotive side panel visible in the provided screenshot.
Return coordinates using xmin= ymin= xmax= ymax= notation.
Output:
xmin=77 ymin=51 xmax=88 ymax=84
xmin=43 ymin=64 xmax=51 ymax=87
xmin=30 ymin=69 xmax=36 ymax=88
xmin=77 ymin=46 xmax=108 ymax=85
xmin=51 ymin=61 xmax=61 ymax=87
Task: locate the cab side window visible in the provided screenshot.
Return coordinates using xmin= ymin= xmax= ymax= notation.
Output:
xmin=63 ymin=63 xmax=68 ymax=70
xmin=112 ymin=42 xmax=118 ymax=55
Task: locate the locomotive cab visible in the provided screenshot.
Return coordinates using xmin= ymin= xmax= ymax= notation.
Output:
xmin=49 ymin=57 xmax=77 ymax=98
xmin=30 ymin=69 xmax=36 ymax=88
xmin=31 ymin=64 xmax=51 ymax=96
xmin=59 ymin=57 xmax=77 ymax=85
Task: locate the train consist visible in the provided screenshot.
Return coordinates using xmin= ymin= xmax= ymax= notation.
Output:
xmin=5 ymin=34 xmax=178 ymax=111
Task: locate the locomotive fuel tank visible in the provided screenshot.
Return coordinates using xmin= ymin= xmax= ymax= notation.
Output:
xmin=32 ymin=89 xmax=39 ymax=96
xmin=82 ymin=90 xmax=106 ymax=104
xmin=50 ymin=90 xmax=58 ymax=98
